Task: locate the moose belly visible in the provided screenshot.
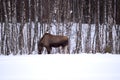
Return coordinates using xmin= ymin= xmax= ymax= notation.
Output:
xmin=50 ymin=41 xmax=68 ymax=47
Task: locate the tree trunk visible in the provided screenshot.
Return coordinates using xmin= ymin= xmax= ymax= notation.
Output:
xmin=105 ymin=0 xmax=113 ymax=53
xmin=3 ymin=1 xmax=10 ymax=55
xmin=19 ymin=1 xmax=25 ymax=55
xmin=85 ymin=0 xmax=91 ymax=53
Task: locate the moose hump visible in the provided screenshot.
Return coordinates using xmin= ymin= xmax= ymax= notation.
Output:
xmin=38 ymin=33 xmax=69 ymax=54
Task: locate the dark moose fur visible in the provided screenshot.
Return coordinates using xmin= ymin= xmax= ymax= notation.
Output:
xmin=38 ymin=33 xmax=68 ymax=54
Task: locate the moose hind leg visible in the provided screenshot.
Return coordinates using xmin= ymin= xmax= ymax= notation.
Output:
xmin=64 ymin=45 xmax=68 ymax=54
xmin=59 ymin=46 xmax=64 ymax=54
xmin=61 ymin=45 xmax=67 ymax=54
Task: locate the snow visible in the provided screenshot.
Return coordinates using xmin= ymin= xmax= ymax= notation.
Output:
xmin=0 ymin=54 xmax=120 ymax=80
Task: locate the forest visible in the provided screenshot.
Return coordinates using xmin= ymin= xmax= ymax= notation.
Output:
xmin=0 ymin=0 xmax=120 ymax=55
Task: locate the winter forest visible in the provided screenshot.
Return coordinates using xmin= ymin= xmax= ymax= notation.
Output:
xmin=0 ymin=0 xmax=120 ymax=55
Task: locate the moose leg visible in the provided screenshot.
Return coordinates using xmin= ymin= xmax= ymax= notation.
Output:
xmin=63 ymin=45 xmax=68 ymax=54
xmin=38 ymin=46 xmax=43 ymax=54
xmin=59 ymin=46 xmax=63 ymax=54
xmin=38 ymin=51 xmax=41 ymax=54
xmin=46 ymin=47 xmax=52 ymax=54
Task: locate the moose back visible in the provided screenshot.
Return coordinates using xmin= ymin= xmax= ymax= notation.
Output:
xmin=38 ymin=33 xmax=69 ymax=54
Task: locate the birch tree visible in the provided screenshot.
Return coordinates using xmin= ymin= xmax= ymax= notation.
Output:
xmin=19 ymin=1 xmax=25 ymax=54
xmin=85 ymin=0 xmax=91 ymax=53
xmin=105 ymin=0 xmax=113 ymax=53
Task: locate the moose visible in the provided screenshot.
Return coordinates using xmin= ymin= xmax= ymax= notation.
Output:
xmin=38 ymin=33 xmax=69 ymax=54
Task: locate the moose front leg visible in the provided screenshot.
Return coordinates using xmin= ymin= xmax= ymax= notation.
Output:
xmin=46 ymin=46 xmax=52 ymax=54
xmin=38 ymin=46 xmax=43 ymax=54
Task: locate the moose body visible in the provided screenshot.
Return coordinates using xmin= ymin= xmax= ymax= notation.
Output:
xmin=38 ymin=33 xmax=69 ymax=54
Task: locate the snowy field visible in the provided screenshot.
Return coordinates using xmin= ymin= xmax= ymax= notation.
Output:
xmin=0 ymin=53 xmax=120 ymax=80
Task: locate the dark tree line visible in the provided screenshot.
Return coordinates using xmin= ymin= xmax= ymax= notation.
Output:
xmin=0 ymin=0 xmax=120 ymax=24
xmin=0 ymin=0 xmax=120 ymax=55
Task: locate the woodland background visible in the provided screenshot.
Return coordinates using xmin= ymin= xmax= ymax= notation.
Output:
xmin=0 ymin=0 xmax=119 ymax=55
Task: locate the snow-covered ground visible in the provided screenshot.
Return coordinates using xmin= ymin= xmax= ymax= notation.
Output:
xmin=0 ymin=54 xmax=120 ymax=80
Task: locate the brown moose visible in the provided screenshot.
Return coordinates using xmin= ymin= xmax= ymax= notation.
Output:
xmin=38 ymin=33 xmax=69 ymax=54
